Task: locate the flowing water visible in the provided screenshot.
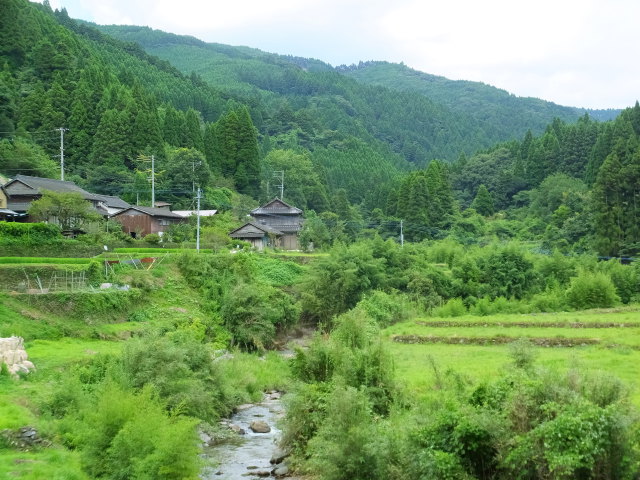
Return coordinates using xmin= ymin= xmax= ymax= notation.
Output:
xmin=201 ymin=393 xmax=289 ymax=479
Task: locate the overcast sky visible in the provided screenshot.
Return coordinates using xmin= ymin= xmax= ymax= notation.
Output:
xmin=40 ymin=0 xmax=639 ymax=109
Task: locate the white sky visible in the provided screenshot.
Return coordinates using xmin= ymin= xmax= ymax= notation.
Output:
xmin=40 ymin=0 xmax=639 ymax=109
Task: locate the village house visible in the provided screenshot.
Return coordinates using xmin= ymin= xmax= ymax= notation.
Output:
xmin=110 ymin=206 xmax=186 ymax=238
xmin=0 ymin=177 xmax=20 ymax=221
xmin=230 ymin=198 xmax=304 ymax=250
xmin=0 ymin=175 xmax=130 ymax=219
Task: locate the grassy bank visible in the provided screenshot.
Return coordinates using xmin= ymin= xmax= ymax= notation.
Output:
xmin=383 ymin=307 xmax=640 ymax=405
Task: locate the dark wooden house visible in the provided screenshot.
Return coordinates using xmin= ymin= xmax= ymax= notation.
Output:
xmin=1 ymin=175 xmax=130 ymax=218
xmin=229 ymin=222 xmax=284 ymax=251
xmin=249 ymin=198 xmax=304 ymax=250
xmin=110 ymin=206 xmax=185 ymax=238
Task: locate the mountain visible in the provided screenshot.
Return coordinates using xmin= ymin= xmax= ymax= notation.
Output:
xmin=92 ymin=25 xmax=602 ymax=162
xmin=339 ymin=61 xmax=621 ymax=126
xmin=1 ymin=0 xmax=626 ymax=215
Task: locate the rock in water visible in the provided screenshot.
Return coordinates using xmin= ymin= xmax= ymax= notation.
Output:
xmin=272 ymin=464 xmax=289 ymax=477
xmin=270 ymin=446 xmax=290 ymax=465
xmin=249 ymin=420 xmax=271 ymax=433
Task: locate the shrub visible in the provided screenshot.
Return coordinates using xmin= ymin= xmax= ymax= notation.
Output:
xmin=142 ymin=233 xmax=161 ymax=244
xmin=356 ymin=290 xmax=409 ymax=327
xmin=596 ymin=260 xmax=639 ymax=304
xmin=0 ymin=221 xmax=62 ymax=244
xmin=434 ymin=298 xmax=467 ymax=317
xmin=76 ymin=384 xmax=199 ymax=480
xmin=565 ymin=271 xmax=619 ymax=309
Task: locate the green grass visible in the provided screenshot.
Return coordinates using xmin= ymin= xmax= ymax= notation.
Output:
xmin=0 ymin=449 xmax=89 ymax=480
xmin=0 ymin=257 xmax=93 ymax=264
xmin=384 ymin=307 xmax=640 ymax=405
xmin=112 ymin=247 xmax=213 ymax=253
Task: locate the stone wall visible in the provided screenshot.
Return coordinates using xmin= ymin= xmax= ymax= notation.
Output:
xmin=0 ymin=337 xmax=35 ymax=376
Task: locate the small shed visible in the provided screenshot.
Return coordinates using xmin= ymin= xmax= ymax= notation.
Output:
xmin=229 ymin=222 xmax=283 ymax=251
xmin=110 ymin=206 xmax=186 ymax=238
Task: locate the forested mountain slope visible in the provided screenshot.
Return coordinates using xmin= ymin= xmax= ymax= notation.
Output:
xmin=93 ymin=24 xmax=599 ymax=164
xmin=341 ymin=61 xmax=621 ymax=128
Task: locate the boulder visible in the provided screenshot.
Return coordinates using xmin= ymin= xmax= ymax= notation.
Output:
xmin=272 ymin=464 xmax=289 ymax=477
xmin=249 ymin=420 xmax=271 ymax=433
xmin=229 ymin=424 xmax=246 ymax=435
xmin=270 ymin=447 xmax=291 ymax=465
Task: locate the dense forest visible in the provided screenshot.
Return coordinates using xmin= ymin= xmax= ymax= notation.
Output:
xmin=1 ymin=0 xmax=640 ymax=255
xmin=3 ymin=1 xmax=640 ymax=479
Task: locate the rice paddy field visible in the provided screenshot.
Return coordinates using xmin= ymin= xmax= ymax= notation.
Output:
xmin=383 ymin=307 xmax=640 ymax=405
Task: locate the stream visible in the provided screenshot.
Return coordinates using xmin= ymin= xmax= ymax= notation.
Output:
xmin=201 ymin=392 xmax=290 ymax=479
xmin=201 ymin=328 xmax=314 ymax=479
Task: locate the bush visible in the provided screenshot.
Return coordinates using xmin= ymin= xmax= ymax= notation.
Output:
xmin=0 ymin=221 xmax=62 ymax=244
xmin=565 ymin=271 xmax=619 ymax=309
xmin=76 ymin=384 xmax=199 ymax=480
xmin=434 ymin=298 xmax=467 ymax=317
xmin=143 ymin=233 xmax=161 ymax=244
xmin=596 ymin=260 xmax=639 ymax=304
xmin=356 ymin=291 xmax=409 ymax=327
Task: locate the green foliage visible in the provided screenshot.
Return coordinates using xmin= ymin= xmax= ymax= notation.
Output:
xmin=74 ymin=384 xmax=200 ymax=480
xmin=27 ymin=290 xmax=142 ymax=320
xmin=471 ymin=184 xmax=495 ymax=216
xmin=478 ymin=246 xmax=539 ymax=299
xmin=254 ymin=256 xmax=304 ymax=286
xmin=0 ymin=256 xmax=92 ymax=264
xmin=119 ymin=334 xmax=227 ymax=421
xmin=300 ymin=242 xmax=385 ymax=323
xmin=434 ymin=298 xmax=468 ymax=317
xmin=356 ymin=290 xmax=410 ymax=328
xmin=0 ymin=221 xmax=62 ymax=244
xmin=221 ymin=281 xmax=300 ymax=350
xmin=566 ymin=271 xmax=620 ymax=309
xmin=142 ymin=233 xmax=161 ymax=244
xmin=28 ymin=190 xmax=101 ymax=231
xmin=596 ymin=259 xmax=640 ymax=304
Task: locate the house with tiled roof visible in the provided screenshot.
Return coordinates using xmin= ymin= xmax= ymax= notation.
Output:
xmin=110 ymin=206 xmax=186 ymax=238
xmin=230 ymin=198 xmax=304 ymax=250
xmin=1 ymin=175 xmax=130 ymax=217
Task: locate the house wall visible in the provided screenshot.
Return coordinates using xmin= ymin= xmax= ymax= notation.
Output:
xmin=281 ymin=234 xmax=299 ymax=250
xmin=113 ymin=210 xmax=180 ymax=237
xmin=0 ymin=189 xmax=6 ymax=208
xmin=6 ymin=195 xmax=38 ymax=213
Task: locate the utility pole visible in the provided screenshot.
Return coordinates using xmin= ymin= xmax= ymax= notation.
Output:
xmin=196 ymin=187 xmax=202 ymax=253
xmin=137 ymin=154 xmax=156 ymax=207
xmin=56 ymin=127 xmax=68 ymax=181
xmin=273 ymin=170 xmax=284 ymax=199
xmin=151 ymin=154 xmax=155 ymax=208
xmin=400 ymin=219 xmax=404 ymax=247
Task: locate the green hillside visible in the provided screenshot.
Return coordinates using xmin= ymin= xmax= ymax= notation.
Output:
xmin=340 ymin=60 xmax=621 ymax=126
xmin=92 ymin=24 xmax=595 ymax=165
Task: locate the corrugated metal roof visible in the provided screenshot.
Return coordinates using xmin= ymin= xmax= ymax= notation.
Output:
xmin=173 ymin=210 xmax=217 ymax=218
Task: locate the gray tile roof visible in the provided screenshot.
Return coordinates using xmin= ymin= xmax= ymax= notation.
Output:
xmin=111 ymin=206 xmax=185 ymax=219
xmin=92 ymin=194 xmax=131 ymax=209
xmin=229 ymin=222 xmax=284 ymax=238
xmin=251 ymin=198 xmax=302 ymax=215
xmin=9 ymin=174 xmax=94 ymax=198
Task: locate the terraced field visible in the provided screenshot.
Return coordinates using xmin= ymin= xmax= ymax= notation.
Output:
xmin=383 ymin=307 xmax=640 ymax=404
